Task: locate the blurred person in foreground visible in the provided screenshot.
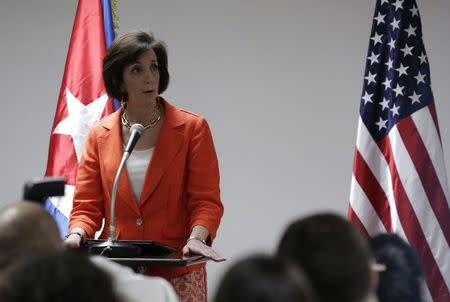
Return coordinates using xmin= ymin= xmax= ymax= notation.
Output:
xmin=0 ymin=250 xmax=124 ymax=302
xmin=277 ymin=213 xmax=379 ymax=302
xmin=0 ymin=201 xmax=178 ymax=302
xmin=0 ymin=202 xmax=61 ymax=270
xmin=214 ymin=254 xmax=318 ymax=302
xmin=370 ymin=233 xmax=425 ymax=302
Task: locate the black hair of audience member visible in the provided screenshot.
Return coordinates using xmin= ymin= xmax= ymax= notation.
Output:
xmin=0 ymin=202 xmax=61 ymax=270
xmin=277 ymin=213 xmax=372 ymax=302
xmin=370 ymin=233 xmax=424 ymax=302
xmin=0 ymin=250 xmax=124 ymax=302
xmin=213 ymin=254 xmax=317 ymax=302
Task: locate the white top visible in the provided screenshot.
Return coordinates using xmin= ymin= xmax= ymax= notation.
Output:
xmin=126 ymin=148 xmax=154 ymax=202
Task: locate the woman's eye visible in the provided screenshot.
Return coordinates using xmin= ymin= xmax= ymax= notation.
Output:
xmin=131 ymin=66 xmax=141 ymax=73
xmin=150 ymin=64 xmax=159 ymax=72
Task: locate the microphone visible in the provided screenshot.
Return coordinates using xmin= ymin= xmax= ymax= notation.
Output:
xmin=124 ymin=123 xmax=145 ymax=153
xmin=89 ymin=123 xmax=145 ymax=257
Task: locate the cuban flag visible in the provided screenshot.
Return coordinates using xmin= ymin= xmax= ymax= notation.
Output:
xmin=44 ymin=0 xmax=117 ymax=237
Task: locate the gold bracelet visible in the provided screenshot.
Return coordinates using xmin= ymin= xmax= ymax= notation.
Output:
xmin=188 ymin=236 xmax=206 ymax=245
xmin=64 ymin=231 xmax=85 ymax=243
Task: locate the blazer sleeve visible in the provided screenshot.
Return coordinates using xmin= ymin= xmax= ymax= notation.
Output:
xmin=186 ymin=117 xmax=224 ymax=241
xmin=69 ymin=127 xmax=105 ymax=238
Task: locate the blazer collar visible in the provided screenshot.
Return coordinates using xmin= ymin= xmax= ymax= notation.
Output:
xmin=139 ymin=98 xmax=185 ymax=205
xmin=97 ymin=110 xmax=138 ymax=215
xmin=98 ymin=98 xmax=185 ymax=210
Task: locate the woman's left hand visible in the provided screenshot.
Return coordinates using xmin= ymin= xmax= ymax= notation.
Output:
xmin=182 ymin=239 xmax=225 ymax=262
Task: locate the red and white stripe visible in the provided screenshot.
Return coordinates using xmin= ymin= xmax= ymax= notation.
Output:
xmin=349 ymin=104 xmax=450 ymax=302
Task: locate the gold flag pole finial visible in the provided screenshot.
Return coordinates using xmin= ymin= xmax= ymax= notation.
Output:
xmin=111 ymin=0 xmax=119 ymax=37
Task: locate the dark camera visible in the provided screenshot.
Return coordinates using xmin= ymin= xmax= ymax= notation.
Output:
xmin=23 ymin=177 xmax=65 ymax=204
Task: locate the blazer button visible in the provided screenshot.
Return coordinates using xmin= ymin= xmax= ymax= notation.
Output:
xmin=136 ymin=218 xmax=143 ymax=226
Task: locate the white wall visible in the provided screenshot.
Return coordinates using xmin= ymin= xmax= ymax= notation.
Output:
xmin=1 ymin=0 xmax=449 ymax=299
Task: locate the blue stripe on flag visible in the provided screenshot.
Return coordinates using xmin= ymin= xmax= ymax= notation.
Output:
xmin=101 ymin=0 xmax=115 ymax=48
xmin=44 ymin=198 xmax=69 ymax=239
xmin=101 ymin=0 xmax=121 ymax=110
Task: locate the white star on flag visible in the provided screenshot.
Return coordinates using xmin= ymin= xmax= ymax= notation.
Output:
xmin=393 ymin=0 xmax=404 ymax=12
xmin=415 ymin=71 xmax=426 ymax=84
xmin=404 ymin=24 xmax=417 ymax=37
xmin=382 ymin=77 xmax=392 ymax=90
xmin=379 ymin=98 xmax=390 ymax=111
xmin=390 ymin=103 xmax=400 ymax=116
xmin=371 ymin=32 xmax=383 ymax=46
xmin=362 ymin=91 xmax=374 ymax=105
xmin=396 ymin=63 xmax=409 ymax=77
xmin=365 ymin=72 xmax=377 ymax=85
xmin=368 ymin=52 xmax=379 ymax=65
xmin=418 ymin=52 xmax=427 ymax=64
xmin=385 ymin=58 xmax=394 ymax=70
xmin=390 ymin=18 xmax=400 ymax=31
xmin=387 ymin=38 xmax=396 ymax=50
xmin=400 ymin=43 xmax=414 ymax=57
xmin=53 ymin=88 xmax=109 ymax=162
xmin=393 ymin=83 xmax=404 ymax=97
xmin=375 ymin=117 xmax=387 ymax=130
xmin=374 ymin=12 xmax=386 ymax=25
xmin=410 ymin=6 xmax=419 ymax=17
xmin=409 ymin=91 xmax=421 ymax=104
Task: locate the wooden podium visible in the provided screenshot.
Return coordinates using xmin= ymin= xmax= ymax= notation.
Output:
xmin=83 ymin=239 xmax=208 ymax=267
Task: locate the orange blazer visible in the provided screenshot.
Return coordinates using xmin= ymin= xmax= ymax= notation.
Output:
xmin=69 ymin=98 xmax=223 ymax=278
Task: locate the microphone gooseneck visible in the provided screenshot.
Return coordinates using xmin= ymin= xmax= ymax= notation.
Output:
xmin=109 ymin=123 xmax=144 ymax=241
xmin=89 ymin=123 xmax=145 ymax=257
xmin=124 ymin=123 xmax=145 ymax=154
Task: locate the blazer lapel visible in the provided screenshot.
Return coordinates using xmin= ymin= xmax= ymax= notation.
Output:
xmin=139 ymin=99 xmax=185 ymax=205
xmin=97 ymin=110 xmax=140 ymax=216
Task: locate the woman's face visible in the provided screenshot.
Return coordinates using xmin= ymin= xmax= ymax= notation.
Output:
xmin=121 ymin=49 xmax=160 ymax=104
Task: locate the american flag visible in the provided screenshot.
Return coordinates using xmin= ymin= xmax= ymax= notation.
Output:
xmin=44 ymin=0 xmax=116 ymax=237
xmin=348 ymin=0 xmax=450 ymax=301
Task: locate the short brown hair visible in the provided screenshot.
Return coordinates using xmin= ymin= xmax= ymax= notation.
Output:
xmin=0 ymin=202 xmax=61 ymax=270
xmin=278 ymin=213 xmax=371 ymax=302
xmin=102 ymin=31 xmax=169 ymax=101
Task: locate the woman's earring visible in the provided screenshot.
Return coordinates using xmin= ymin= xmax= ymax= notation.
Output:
xmin=120 ymin=98 xmax=126 ymax=109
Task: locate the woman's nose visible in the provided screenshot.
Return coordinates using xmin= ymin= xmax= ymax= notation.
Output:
xmin=144 ymin=70 xmax=153 ymax=83
xmin=144 ymin=67 xmax=157 ymax=83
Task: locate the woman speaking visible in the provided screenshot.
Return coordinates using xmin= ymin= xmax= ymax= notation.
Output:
xmin=64 ymin=31 xmax=224 ymax=301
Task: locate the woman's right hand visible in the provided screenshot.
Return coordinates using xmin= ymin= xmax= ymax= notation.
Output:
xmin=63 ymin=228 xmax=86 ymax=248
xmin=63 ymin=233 xmax=83 ymax=248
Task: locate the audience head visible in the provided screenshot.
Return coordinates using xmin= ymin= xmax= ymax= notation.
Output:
xmin=370 ymin=233 xmax=424 ymax=302
xmin=0 ymin=202 xmax=61 ymax=270
xmin=277 ymin=213 xmax=372 ymax=302
xmin=0 ymin=249 xmax=124 ymax=302
xmin=214 ymin=254 xmax=317 ymax=302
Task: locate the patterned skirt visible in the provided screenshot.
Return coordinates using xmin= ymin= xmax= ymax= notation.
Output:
xmin=168 ymin=267 xmax=207 ymax=302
